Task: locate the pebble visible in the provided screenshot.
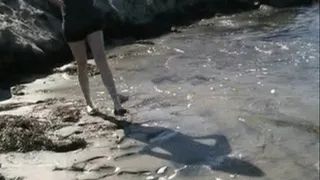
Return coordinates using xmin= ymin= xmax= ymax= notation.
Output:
xmin=186 ymin=94 xmax=193 ymax=100
xmin=270 ymin=89 xmax=276 ymax=94
xmin=157 ymin=166 xmax=168 ymax=174
xmin=230 ymin=174 xmax=236 ymax=178
xmin=114 ymin=167 xmax=121 ymax=172
xmin=146 ymin=176 xmax=157 ymax=180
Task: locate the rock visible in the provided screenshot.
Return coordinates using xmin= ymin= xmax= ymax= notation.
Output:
xmin=0 ymin=0 xmax=71 ymax=80
xmin=54 ymin=126 xmax=82 ymax=138
xmin=51 ymin=138 xmax=87 ymax=152
xmin=11 ymin=85 xmax=26 ymax=96
xmin=260 ymin=0 xmax=316 ymax=7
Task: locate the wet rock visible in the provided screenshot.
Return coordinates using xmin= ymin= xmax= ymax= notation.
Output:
xmin=10 ymin=85 xmax=26 ymax=96
xmin=260 ymin=0 xmax=316 ymax=7
xmin=0 ymin=0 xmax=69 ymax=78
xmin=54 ymin=126 xmax=82 ymax=138
xmin=50 ymin=138 xmax=87 ymax=152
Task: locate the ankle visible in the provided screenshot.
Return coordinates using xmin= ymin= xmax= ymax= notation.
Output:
xmin=86 ymin=100 xmax=94 ymax=108
xmin=113 ymin=96 xmax=122 ymax=110
xmin=114 ymin=104 xmax=122 ymax=111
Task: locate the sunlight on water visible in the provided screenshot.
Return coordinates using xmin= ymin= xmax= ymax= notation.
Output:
xmin=89 ymin=5 xmax=320 ymax=180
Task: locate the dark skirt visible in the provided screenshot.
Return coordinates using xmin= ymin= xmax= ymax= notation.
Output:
xmin=61 ymin=1 xmax=104 ymax=42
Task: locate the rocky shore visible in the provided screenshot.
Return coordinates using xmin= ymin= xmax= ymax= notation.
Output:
xmin=0 ymin=0 xmax=317 ymax=82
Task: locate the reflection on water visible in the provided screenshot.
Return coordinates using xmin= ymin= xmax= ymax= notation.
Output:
xmin=94 ymin=4 xmax=320 ymax=180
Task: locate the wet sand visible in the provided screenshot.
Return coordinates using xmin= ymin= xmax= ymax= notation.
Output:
xmin=0 ymin=58 xmax=318 ymax=180
xmin=1 ymin=5 xmax=319 ymax=180
xmin=0 ymin=64 xmax=266 ymax=180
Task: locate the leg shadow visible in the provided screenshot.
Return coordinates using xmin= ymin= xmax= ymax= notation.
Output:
xmin=94 ymin=111 xmax=264 ymax=177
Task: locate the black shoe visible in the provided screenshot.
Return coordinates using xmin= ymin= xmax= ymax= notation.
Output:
xmin=114 ymin=108 xmax=128 ymax=116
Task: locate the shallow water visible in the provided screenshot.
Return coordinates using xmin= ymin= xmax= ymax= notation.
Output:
xmin=98 ymin=5 xmax=319 ymax=180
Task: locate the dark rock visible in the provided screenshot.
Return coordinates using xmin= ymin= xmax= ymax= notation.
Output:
xmin=260 ymin=0 xmax=317 ymax=7
xmin=51 ymin=138 xmax=87 ymax=152
xmin=0 ymin=0 xmax=70 ymax=80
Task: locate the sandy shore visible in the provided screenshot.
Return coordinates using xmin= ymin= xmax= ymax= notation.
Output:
xmin=0 ymin=70 xmax=161 ymax=180
xmin=0 ymin=59 xmax=317 ymax=180
xmin=0 ymin=59 xmax=265 ymax=180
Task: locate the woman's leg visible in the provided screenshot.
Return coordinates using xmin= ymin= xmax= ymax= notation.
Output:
xmin=86 ymin=30 xmax=127 ymax=115
xmin=68 ymin=40 xmax=96 ymax=113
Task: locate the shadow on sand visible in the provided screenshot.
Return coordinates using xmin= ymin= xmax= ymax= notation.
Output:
xmin=93 ymin=112 xmax=265 ymax=177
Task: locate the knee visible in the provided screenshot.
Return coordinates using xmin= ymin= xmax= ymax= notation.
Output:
xmin=93 ymin=52 xmax=106 ymax=63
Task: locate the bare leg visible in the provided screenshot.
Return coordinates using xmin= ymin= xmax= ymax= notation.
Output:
xmin=86 ymin=30 xmax=127 ymax=115
xmin=68 ymin=40 xmax=96 ymax=114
